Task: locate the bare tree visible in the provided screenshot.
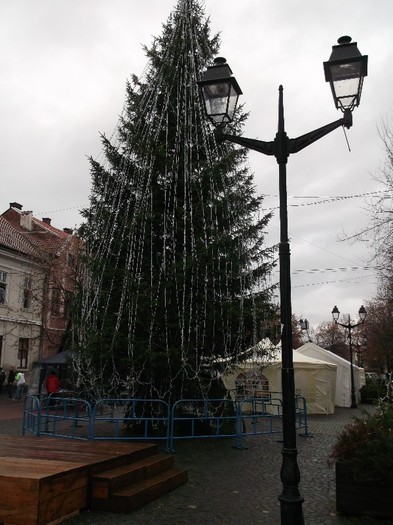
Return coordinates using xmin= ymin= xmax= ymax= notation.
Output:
xmin=367 ymin=116 xmax=393 ymax=282
xmin=364 ymin=283 xmax=393 ymax=373
xmin=337 ymin=115 xmax=393 ymax=371
xmin=341 ymin=114 xmax=393 ymax=283
xmin=314 ymin=322 xmax=347 ymax=357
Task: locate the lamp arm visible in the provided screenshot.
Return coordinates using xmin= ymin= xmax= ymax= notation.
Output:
xmin=289 ymin=110 xmax=352 ymax=155
xmin=214 ymin=127 xmax=275 ymax=156
xmin=335 ymin=321 xmax=350 ymax=329
xmin=214 ymin=109 xmax=352 ymax=158
xmin=335 ymin=319 xmax=364 ymax=330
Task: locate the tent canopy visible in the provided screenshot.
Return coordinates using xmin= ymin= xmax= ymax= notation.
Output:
xmin=221 ymin=344 xmax=337 ymax=415
xmin=28 ymin=351 xmax=72 ymax=396
xmin=296 ymin=342 xmax=365 ymax=407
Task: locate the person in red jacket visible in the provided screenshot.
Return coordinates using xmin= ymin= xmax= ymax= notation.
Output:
xmin=46 ymin=370 xmax=60 ymax=407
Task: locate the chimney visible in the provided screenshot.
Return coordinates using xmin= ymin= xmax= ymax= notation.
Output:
xmin=63 ymin=228 xmax=73 ymax=235
xmin=42 ymin=218 xmax=52 ymax=225
xmin=20 ymin=211 xmax=33 ymax=231
xmin=10 ymin=202 xmax=22 ymax=210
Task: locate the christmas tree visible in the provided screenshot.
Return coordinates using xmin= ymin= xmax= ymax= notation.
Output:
xmin=74 ymin=0 xmax=277 ymax=402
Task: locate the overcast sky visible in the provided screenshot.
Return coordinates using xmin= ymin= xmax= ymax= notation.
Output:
xmin=1 ymin=0 xmax=392 ymax=329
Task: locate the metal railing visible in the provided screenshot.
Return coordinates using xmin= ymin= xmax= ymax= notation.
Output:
xmin=22 ymin=394 xmax=308 ymax=450
xmin=23 ymin=395 xmax=92 ymax=439
xmin=169 ymin=398 xmax=239 ymax=451
xmin=91 ymin=398 xmax=171 ymax=446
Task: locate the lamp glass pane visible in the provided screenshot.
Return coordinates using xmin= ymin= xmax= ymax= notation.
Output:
xmin=204 ymin=97 xmax=225 ymax=116
xmin=333 ymin=77 xmax=361 ymax=98
xmin=202 ymin=80 xmax=239 ymax=124
xmin=203 ymin=82 xmax=231 ymax=98
xmin=332 ymin=79 xmax=361 ymax=109
xmin=330 ymin=62 xmax=362 ymax=82
xmin=330 ymin=64 xmax=363 ymax=109
xmin=202 ymin=82 xmax=230 ymax=121
xmin=226 ymin=85 xmax=239 ymax=119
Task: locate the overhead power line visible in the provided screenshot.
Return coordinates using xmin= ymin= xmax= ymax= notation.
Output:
xmin=263 ymin=189 xmax=390 ymax=211
xmin=292 ymin=265 xmax=379 ymax=275
xmin=292 ymin=273 xmax=376 ymax=289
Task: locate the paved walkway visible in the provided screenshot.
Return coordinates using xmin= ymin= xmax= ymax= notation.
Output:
xmin=0 ymin=397 xmax=391 ymax=525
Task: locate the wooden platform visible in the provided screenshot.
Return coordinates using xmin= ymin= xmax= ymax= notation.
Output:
xmin=0 ymin=436 xmax=187 ymax=525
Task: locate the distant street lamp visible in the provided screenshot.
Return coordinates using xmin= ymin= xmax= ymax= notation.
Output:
xmin=332 ymin=305 xmax=367 ymax=408
xmin=300 ymin=318 xmax=309 ymax=331
xmin=198 ymin=36 xmax=368 ymax=525
xmin=300 ymin=318 xmax=311 ymax=342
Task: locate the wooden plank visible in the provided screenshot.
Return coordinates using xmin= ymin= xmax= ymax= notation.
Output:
xmin=91 ymin=453 xmax=174 ymax=499
xmin=0 ymin=476 xmax=39 ymax=525
xmin=38 ymin=486 xmax=88 ymax=525
xmin=0 ymin=435 xmax=155 ymax=454
xmin=40 ymin=468 xmax=88 ymax=500
xmin=0 ymin=457 xmax=85 ymax=478
xmin=0 ymin=437 xmax=157 ymax=465
xmin=91 ymin=468 xmax=188 ymax=513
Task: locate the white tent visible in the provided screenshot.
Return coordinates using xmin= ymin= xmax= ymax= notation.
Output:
xmin=296 ymin=342 xmax=366 ymax=408
xmin=221 ymin=345 xmax=337 ymax=415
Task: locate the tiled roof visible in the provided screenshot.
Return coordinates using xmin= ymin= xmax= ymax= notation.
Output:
xmin=33 ymin=217 xmax=69 ymax=239
xmin=0 ymin=217 xmax=42 ymax=259
xmin=0 ymin=207 xmax=71 ymax=260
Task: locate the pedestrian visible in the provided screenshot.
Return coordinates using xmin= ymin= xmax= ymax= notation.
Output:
xmin=7 ymin=367 xmax=16 ymax=399
xmin=0 ymin=368 xmax=5 ymax=395
xmin=46 ymin=370 xmax=60 ymax=407
xmin=14 ymin=371 xmax=25 ymax=401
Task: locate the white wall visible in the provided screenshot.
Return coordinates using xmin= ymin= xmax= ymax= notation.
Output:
xmin=0 ymin=248 xmax=44 ymax=378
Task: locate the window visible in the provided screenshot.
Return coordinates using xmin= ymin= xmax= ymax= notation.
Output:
xmin=64 ymin=290 xmax=74 ymax=318
xmin=18 ymin=338 xmax=29 ymax=368
xmin=67 ymin=254 xmax=76 ymax=268
xmin=235 ymin=371 xmax=270 ymax=399
xmin=0 ymin=335 xmax=3 ymax=364
xmin=0 ymin=271 xmax=7 ymax=305
xmin=23 ymin=275 xmax=33 ymax=309
xmin=51 ymin=288 xmax=61 ymax=316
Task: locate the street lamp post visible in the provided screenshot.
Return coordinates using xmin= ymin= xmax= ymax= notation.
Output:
xmin=332 ymin=305 xmax=367 ymax=408
xmin=198 ymin=37 xmax=368 ymax=525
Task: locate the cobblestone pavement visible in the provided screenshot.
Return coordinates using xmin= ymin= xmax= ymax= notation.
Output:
xmin=0 ymin=397 xmax=391 ymax=525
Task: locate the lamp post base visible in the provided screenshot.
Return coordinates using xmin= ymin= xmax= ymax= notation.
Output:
xmin=278 ymin=496 xmax=305 ymax=525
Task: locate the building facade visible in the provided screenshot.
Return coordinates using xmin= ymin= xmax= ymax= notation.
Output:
xmin=0 ymin=203 xmax=80 ymax=382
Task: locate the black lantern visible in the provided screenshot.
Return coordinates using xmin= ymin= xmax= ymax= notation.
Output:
xmin=324 ymin=36 xmax=368 ymax=112
xmin=197 ymin=57 xmax=242 ymax=126
xmin=358 ymin=305 xmax=367 ymax=322
xmin=300 ymin=318 xmax=309 ymax=331
xmin=331 ymin=305 xmax=340 ymax=323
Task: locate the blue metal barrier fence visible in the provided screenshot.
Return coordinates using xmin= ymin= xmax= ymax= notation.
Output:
xmin=22 ymin=394 xmax=309 ymax=450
